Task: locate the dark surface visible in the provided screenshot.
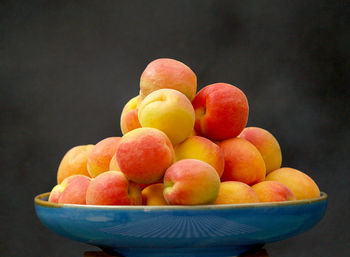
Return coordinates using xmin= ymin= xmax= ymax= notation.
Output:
xmin=1 ymin=1 xmax=349 ymax=256
xmin=83 ymin=248 xmax=270 ymax=257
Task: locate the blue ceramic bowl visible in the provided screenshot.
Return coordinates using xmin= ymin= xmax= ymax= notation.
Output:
xmin=34 ymin=192 xmax=327 ymax=257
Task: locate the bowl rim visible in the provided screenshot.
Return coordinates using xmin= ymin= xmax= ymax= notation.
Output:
xmin=34 ymin=192 xmax=327 ymax=210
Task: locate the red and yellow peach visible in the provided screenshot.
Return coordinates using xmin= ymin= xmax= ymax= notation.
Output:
xmin=87 ymin=137 xmax=121 ymax=178
xmin=219 ymin=138 xmax=266 ymax=185
xmin=86 ymin=171 xmax=142 ymax=205
xmin=49 ymin=175 xmax=91 ymax=204
xmin=116 ymin=127 xmax=175 ymax=184
xmin=192 ymin=83 xmax=249 ymax=141
xmin=252 ymin=181 xmax=296 ymax=202
xmin=140 ymin=58 xmax=197 ymax=101
xmin=214 ymin=181 xmax=259 ymax=204
xmin=239 ymin=127 xmax=282 ymax=174
xmin=163 ymin=159 xmax=220 ymax=205
xmin=120 ymin=95 xmax=142 ymax=135
xmin=174 ymin=136 xmax=225 ymax=177
xmin=48 ymin=184 xmax=65 ymax=203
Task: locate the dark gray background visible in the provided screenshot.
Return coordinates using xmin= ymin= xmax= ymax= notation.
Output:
xmin=1 ymin=1 xmax=349 ymax=256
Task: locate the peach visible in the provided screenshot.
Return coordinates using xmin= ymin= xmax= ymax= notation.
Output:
xmin=188 ymin=129 xmax=198 ymax=137
xmin=116 ymin=128 xmax=175 ymax=184
xmin=219 ymin=138 xmax=266 ymax=185
xmin=163 ymin=159 xmax=220 ymax=205
xmin=214 ymin=181 xmax=259 ymax=204
xmin=86 ymin=171 xmax=142 ymax=205
xmin=108 ymin=153 xmax=120 ymax=171
xmin=174 ymin=136 xmax=225 ymax=177
xmin=50 ymin=175 xmax=84 ymax=203
xmin=252 ymin=181 xmax=295 ymax=202
xmin=142 ymin=183 xmax=168 ymax=206
xmin=139 ymin=58 xmax=197 ymax=101
xmin=120 ymin=95 xmax=142 ymax=135
xmin=266 ymin=167 xmax=320 ymax=200
xmin=87 ymin=137 xmax=121 ymax=178
xmin=239 ymin=127 xmax=282 ymax=174
xmin=138 ymin=178 xmax=163 ymax=191
xmin=138 ymin=89 xmax=195 ymax=145
xmin=58 ymin=175 xmax=91 ymax=204
xmin=57 ymin=144 xmax=94 ymax=184
xmin=48 ymin=184 xmax=65 ymax=203
xmin=192 ymin=83 xmax=249 ymax=141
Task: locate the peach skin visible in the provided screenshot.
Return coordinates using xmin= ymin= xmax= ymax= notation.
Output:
xmin=48 ymin=184 xmax=65 ymax=203
xmin=50 ymin=175 xmax=85 ymax=203
xmin=192 ymin=83 xmax=249 ymax=141
xmin=219 ymin=138 xmax=266 ymax=185
xmin=252 ymin=181 xmax=296 ymax=202
xmin=58 ymin=175 xmax=91 ymax=205
xmin=266 ymin=167 xmax=320 ymax=200
xmin=142 ymin=183 xmax=168 ymax=206
xmin=163 ymin=159 xmax=220 ymax=205
xmin=174 ymin=136 xmax=225 ymax=177
xmin=188 ymin=129 xmax=198 ymax=137
xmin=57 ymin=144 xmax=94 ymax=184
xmin=138 ymin=89 xmax=195 ymax=145
xmin=140 ymin=58 xmax=197 ymax=101
xmin=214 ymin=181 xmax=259 ymax=204
xmin=116 ymin=127 xmax=175 ymax=184
xmin=239 ymin=127 xmax=282 ymax=174
xmin=109 ymin=154 xmax=120 ymax=171
xmin=86 ymin=171 xmax=142 ymax=205
xmin=138 ymin=178 xmax=164 ymax=191
xmin=87 ymin=137 xmax=121 ymax=178
xmin=120 ymin=95 xmax=142 ymax=135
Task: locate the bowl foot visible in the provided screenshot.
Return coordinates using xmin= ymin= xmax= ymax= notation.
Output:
xmin=101 ymin=244 xmax=264 ymax=257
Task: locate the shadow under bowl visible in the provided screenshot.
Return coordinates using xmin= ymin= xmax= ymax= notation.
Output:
xmin=34 ymin=192 xmax=327 ymax=257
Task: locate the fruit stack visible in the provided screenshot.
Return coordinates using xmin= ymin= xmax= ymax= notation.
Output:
xmin=48 ymin=58 xmax=320 ymax=206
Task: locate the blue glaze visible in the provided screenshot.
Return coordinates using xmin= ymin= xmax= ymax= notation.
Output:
xmin=34 ymin=192 xmax=327 ymax=257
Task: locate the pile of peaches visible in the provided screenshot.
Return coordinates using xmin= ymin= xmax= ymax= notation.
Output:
xmin=49 ymin=58 xmax=320 ymax=206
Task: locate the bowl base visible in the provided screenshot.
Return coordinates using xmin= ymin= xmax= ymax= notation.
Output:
xmin=101 ymin=244 xmax=264 ymax=257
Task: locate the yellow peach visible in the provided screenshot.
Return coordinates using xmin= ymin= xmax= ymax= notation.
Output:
xmin=109 ymin=154 xmax=120 ymax=171
xmin=266 ymin=167 xmax=320 ymax=200
xmin=138 ymin=89 xmax=195 ymax=145
xmin=174 ymin=136 xmax=225 ymax=177
xmin=214 ymin=181 xmax=259 ymax=204
xmin=239 ymin=127 xmax=282 ymax=174
xmin=142 ymin=183 xmax=168 ymax=206
xmin=57 ymin=145 xmax=94 ymax=184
